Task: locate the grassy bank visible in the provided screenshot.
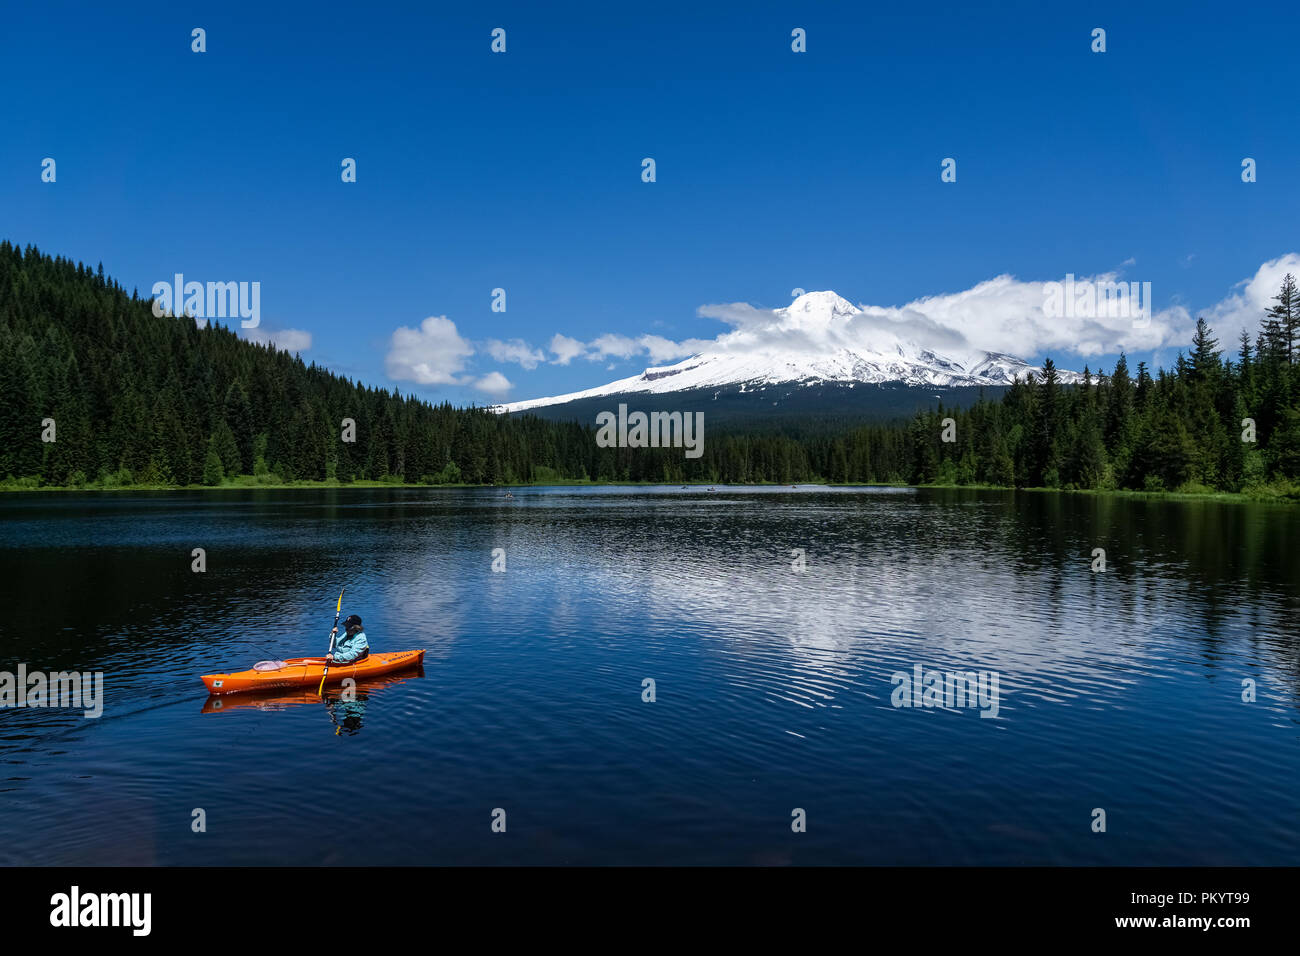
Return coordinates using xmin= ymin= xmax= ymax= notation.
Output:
xmin=916 ymin=480 xmax=1300 ymax=503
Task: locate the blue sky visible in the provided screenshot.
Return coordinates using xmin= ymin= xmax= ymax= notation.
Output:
xmin=3 ymin=0 xmax=1297 ymax=404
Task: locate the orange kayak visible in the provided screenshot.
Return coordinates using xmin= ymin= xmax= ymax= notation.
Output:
xmin=200 ymin=649 xmax=426 ymax=696
xmin=201 ymin=672 xmax=422 ymax=713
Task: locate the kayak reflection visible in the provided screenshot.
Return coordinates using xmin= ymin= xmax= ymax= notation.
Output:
xmin=200 ymin=668 xmax=424 ymax=735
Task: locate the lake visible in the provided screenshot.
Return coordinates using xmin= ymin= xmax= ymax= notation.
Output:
xmin=0 ymin=486 xmax=1296 ymax=865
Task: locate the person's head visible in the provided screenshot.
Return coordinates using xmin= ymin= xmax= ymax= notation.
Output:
xmin=343 ymin=614 xmax=363 ymax=634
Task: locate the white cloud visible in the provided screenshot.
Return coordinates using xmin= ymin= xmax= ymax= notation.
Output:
xmin=535 ymin=256 xmax=1300 ymax=369
xmin=244 ymin=327 xmax=312 ymax=353
xmin=450 ymin=255 xmax=1300 ymax=389
xmin=694 ymin=301 xmax=779 ymax=330
xmin=688 ymin=271 xmax=1207 ymax=360
xmin=881 ymin=273 xmax=1190 ymax=358
xmin=548 ymin=333 xmax=587 ymax=365
xmin=542 ymin=330 xmax=712 ymax=367
xmin=1203 ymin=253 xmax=1300 ymax=349
xmin=473 ymin=371 xmax=513 ymax=395
xmin=484 ymin=338 xmax=545 ymax=369
xmin=637 ymin=333 xmax=714 ymax=364
xmin=586 ymin=333 xmax=641 ymax=361
xmin=385 ymin=315 xmax=474 ymax=386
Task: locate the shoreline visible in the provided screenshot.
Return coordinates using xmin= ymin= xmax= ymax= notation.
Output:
xmin=2 ymin=478 xmax=1295 ymax=504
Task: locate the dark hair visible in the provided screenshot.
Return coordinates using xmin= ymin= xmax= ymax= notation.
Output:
xmin=343 ymin=614 xmax=363 ymax=628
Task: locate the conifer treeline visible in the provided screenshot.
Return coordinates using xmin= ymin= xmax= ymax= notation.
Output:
xmin=1 ymin=242 xmax=1298 ymax=493
xmin=905 ymin=274 xmax=1300 ymax=493
xmin=0 ymin=242 xmax=595 ymax=487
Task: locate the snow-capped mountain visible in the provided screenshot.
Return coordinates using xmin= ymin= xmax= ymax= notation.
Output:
xmin=494 ymin=291 xmax=1081 ymax=415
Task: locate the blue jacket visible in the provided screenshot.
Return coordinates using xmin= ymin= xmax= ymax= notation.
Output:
xmin=332 ymin=627 xmax=369 ymax=664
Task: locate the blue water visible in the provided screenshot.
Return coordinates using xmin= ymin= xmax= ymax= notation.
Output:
xmin=0 ymin=486 xmax=1296 ymax=864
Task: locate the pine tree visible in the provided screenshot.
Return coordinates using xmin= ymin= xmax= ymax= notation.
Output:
xmin=1263 ymin=273 xmax=1299 ymax=364
xmin=1189 ymin=317 xmax=1220 ymax=380
xmin=1105 ymin=352 xmax=1133 ymax=447
xmin=202 ymin=447 xmax=225 ymax=486
xmin=0 ymin=334 xmax=40 ymax=479
xmin=223 ymin=382 xmax=255 ymax=473
xmin=211 ymin=419 xmax=241 ymax=476
xmin=1032 ymin=359 xmax=1062 ymax=485
xmin=1135 ymin=361 xmax=1152 ymax=408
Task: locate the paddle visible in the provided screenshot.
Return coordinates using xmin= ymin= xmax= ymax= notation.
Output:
xmin=317 ymin=588 xmax=345 ymax=696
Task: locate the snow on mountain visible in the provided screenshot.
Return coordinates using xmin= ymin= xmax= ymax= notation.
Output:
xmin=494 ymin=291 xmax=1082 ymax=414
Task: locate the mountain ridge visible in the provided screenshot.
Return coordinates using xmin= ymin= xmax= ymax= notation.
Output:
xmin=494 ymin=291 xmax=1082 ymax=414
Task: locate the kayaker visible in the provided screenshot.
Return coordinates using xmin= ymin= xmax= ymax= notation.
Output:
xmin=327 ymin=614 xmax=370 ymax=665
